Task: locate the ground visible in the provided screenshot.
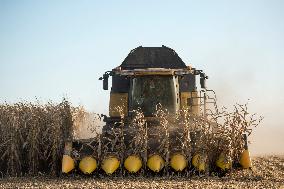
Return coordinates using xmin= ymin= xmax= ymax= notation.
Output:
xmin=0 ymin=156 xmax=283 ymax=189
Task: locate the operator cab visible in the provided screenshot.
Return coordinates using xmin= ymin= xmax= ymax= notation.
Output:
xmin=130 ymin=75 xmax=179 ymax=116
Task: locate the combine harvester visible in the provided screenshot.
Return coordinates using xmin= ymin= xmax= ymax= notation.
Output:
xmin=62 ymin=46 xmax=252 ymax=175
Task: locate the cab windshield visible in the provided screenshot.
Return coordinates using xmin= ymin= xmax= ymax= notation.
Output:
xmin=131 ymin=76 xmax=176 ymax=116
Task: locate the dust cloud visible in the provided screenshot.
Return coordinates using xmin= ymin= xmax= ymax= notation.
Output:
xmin=72 ymin=107 xmax=104 ymax=139
xmin=210 ymin=73 xmax=284 ymax=156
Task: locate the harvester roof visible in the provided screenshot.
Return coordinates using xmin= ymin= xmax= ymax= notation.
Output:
xmin=120 ymin=46 xmax=187 ymax=70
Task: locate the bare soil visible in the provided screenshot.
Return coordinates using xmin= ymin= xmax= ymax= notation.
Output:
xmin=0 ymin=156 xmax=283 ymax=189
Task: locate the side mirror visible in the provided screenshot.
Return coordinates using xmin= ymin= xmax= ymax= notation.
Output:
xmin=99 ymin=71 xmax=112 ymax=90
xmin=200 ymin=77 xmax=206 ymax=89
xmin=200 ymin=73 xmax=208 ymax=89
xmin=103 ymin=77 xmax=108 ymax=90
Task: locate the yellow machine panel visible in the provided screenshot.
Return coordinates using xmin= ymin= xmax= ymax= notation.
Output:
xmin=180 ymin=91 xmax=199 ymax=115
xmin=109 ymin=93 xmax=128 ymax=117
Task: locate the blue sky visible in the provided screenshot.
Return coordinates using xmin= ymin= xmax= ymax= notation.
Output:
xmin=0 ymin=0 xmax=283 ymax=154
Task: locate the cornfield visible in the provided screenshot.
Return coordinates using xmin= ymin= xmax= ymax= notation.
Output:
xmin=0 ymin=100 xmax=263 ymax=177
xmin=0 ymin=99 xmax=73 ymax=177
